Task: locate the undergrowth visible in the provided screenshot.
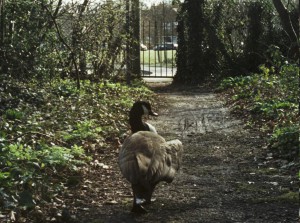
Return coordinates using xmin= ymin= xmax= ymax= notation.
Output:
xmin=218 ymin=62 xmax=299 ymax=162
xmin=0 ymin=78 xmax=157 ymax=220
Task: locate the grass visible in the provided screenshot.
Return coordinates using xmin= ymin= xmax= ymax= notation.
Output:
xmin=140 ymin=49 xmax=176 ymax=67
xmin=253 ymin=191 xmax=299 ymax=204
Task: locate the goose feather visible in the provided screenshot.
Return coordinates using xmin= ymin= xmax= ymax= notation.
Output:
xmin=119 ymin=131 xmax=183 ymax=212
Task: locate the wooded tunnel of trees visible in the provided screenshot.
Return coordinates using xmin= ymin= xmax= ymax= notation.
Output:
xmin=174 ymin=0 xmax=299 ymax=83
xmin=0 ymin=0 xmax=298 ymax=85
xmin=0 ymin=0 xmax=299 ymax=222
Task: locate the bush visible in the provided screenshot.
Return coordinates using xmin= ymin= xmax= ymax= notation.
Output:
xmin=0 ymin=78 xmax=157 ymax=217
xmin=219 ymin=52 xmax=299 ymax=161
xmin=269 ymin=125 xmax=299 ymax=161
xmin=0 ymin=142 xmax=88 ymax=210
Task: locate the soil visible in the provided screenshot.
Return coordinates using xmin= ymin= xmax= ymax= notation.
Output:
xmin=51 ymin=83 xmax=298 ymax=223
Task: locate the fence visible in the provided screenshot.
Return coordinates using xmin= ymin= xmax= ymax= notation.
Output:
xmin=140 ymin=2 xmax=177 ymax=78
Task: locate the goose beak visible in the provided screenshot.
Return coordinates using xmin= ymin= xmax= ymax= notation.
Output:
xmin=149 ymin=111 xmax=158 ymax=116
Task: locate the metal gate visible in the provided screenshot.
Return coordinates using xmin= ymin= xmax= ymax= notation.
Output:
xmin=140 ymin=2 xmax=177 ymax=78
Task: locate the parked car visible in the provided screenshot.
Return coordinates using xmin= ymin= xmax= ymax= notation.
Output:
xmin=153 ymin=43 xmax=178 ymax=51
xmin=140 ymin=43 xmax=148 ymax=51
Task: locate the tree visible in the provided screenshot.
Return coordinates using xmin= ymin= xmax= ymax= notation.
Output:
xmin=272 ymin=0 xmax=299 ymax=60
xmin=131 ymin=0 xmax=141 ymax=78
xmin=174 ymin=0 xmax=298 ymax=84
xmin=0 ymin=0 xmax=61 ymax=80
xmin=174 ymin=0 xmax=206 ymax=84
xmin=174 ymin=1 xmax=188 ymax=83
xmin=243 ymin=2 xmax=265 ymax=72
xmin=125 ymin=0 xmax=141 ymax=85
xmin=0 ymin=0 xmax=6 ymax=73
xmin=66 ymin=0 xmax=89 ymax=89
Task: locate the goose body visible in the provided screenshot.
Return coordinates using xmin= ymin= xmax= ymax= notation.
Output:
xmin=119 ymin=131 xmax=183 ymax=213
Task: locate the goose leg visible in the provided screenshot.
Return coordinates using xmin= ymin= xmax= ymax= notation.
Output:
xmin=144 ymin=188 xmax=153 ymax=205
xmin=131 ymin=185 xmax=147 ymax=214
xmin=131 ymin=196 xmax=147 ymax=213
xmin=144 ymin=184 xmax=156 ymax=205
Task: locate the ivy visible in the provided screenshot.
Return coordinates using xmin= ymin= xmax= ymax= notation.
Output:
xmin=219 ymin=52 xmax=299 ymax=162
xmin=0 ymin=78 xmax=157 ymax=217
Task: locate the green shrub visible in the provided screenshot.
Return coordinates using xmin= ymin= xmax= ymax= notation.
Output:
xmin=219 ymin=59 xmax=299 ymax=161
xmin=269 ymin=125 xmax=299 ymax=161
xmin=62 ymin=120 xmax=102 ymax=143
xmin=0 ymin=78 xmax=157 ymax=216
xmin=0 ymin=142 xmax=89 ymax=210
xmin=5 ymin=109 xmax=24 ymax=120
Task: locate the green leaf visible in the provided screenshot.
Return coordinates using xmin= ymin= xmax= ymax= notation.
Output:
xmin=18 ymin=190 xmax=35 ymax=208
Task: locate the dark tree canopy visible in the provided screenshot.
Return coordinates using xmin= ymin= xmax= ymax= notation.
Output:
xmin=174 ymin=0 xmax=299 ymax=85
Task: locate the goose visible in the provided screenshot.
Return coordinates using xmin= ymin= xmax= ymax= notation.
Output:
xmin=119 ymin=102 xmax=183 ymax=213
xmin=129 ymin=101 xmax=158 ymax=134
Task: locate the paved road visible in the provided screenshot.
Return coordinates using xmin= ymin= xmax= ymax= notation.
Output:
xmin=141 ymin=65 xmax=176 ymax=77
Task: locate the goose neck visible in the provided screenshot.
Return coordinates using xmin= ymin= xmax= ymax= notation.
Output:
xmin=129 ymin=113 xmax=146 ymax=133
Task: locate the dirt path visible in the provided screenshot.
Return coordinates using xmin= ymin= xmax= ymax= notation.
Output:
xmin=73 ymin=85 xmax=298 ymax=223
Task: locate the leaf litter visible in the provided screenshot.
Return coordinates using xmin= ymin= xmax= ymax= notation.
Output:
xmin=0 ymin=81 xmax=298 ymax=222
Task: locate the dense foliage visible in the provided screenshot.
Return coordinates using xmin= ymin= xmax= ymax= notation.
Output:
xmin=0 ymin=0 xmax=298 ymax=221
xmin=0 ymin=78 xmax=157 ymax=221
xmin=218 ymin=49 xmax=299 ymax=162
xmin=0 ymin=1 xmax=155 ymax=220
xmin=0 ymin=0 xmax=128 ymax=87
xmin=174 ymin=0 xmax=299 ymax=84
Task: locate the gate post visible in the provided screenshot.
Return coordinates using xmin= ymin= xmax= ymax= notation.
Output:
xmin=131 ymin=0 xmax=141 ymax=77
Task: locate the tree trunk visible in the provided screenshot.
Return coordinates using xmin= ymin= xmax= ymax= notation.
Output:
xmin=0 ymin=0 xmax=8 ymax=73
xmin=131 ymin=0 xmax=141 ymax=77
xmin=126 ymin=0 xmax=131 ymax=85
xmin=272 ymin=0 xmax=298 ymax=43
xmin=186 ymin=0 xmax=205 ymax=83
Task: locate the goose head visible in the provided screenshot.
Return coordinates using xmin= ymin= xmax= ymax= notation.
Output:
xmin=129 ymin=101 xmax=158 ymax=134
